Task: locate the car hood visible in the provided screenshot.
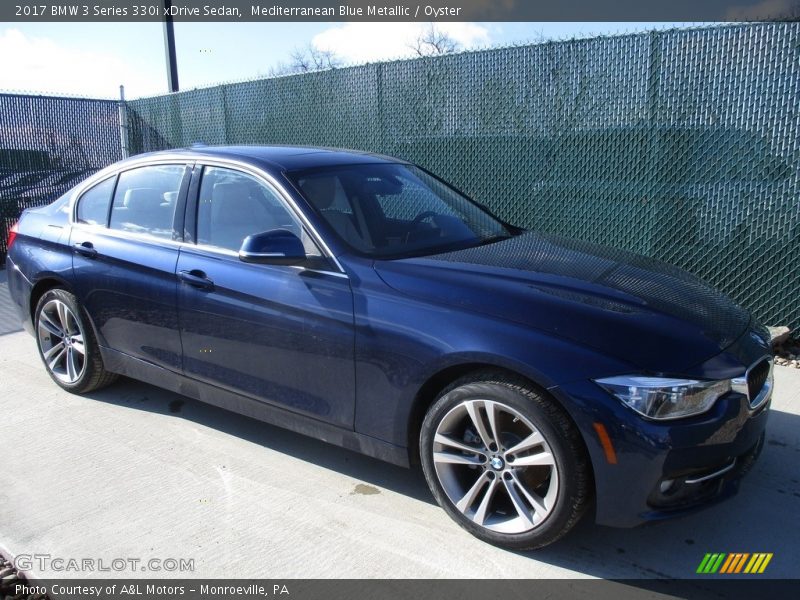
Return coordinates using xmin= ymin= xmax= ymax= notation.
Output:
xmin=373 ymin=231 xmax=751 ymax=374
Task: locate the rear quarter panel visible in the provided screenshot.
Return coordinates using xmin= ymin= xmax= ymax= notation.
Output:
xmin=6 ymin=196 xmax=74 ymax=329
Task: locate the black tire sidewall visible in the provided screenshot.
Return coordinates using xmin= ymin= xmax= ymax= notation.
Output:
xmin=420 ymin=377 xmax=590 ymax=550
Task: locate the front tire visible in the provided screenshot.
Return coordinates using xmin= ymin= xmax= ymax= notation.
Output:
xmin=34 ymin=288 xmax=117 ymax=393
xmin=420 ymin=371 xmax=592 ymax=550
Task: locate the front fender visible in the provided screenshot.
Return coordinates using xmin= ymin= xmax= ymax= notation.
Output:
xmin=353 ymin=277 xmax=635 ymax=451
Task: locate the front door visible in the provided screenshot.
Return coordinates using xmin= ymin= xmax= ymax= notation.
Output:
xmin=176 ymin=165 xmax=355 ymax=428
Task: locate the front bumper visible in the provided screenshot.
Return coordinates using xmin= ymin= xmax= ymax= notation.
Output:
xmin=552 ymin=371 xmax=770 ymax=528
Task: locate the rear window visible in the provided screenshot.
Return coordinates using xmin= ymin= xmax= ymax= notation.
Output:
xmin=109 ymin=165 xmax=185 ymax=239
xmin=76 ymin=176 xmax=115 ymax=226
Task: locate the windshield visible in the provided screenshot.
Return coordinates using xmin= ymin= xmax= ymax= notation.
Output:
xmin=289 ymin=163 xmax=512 ymax=258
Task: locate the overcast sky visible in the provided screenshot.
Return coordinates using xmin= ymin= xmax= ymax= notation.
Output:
xmin=0 ymin=21 xmax=689 ymax=99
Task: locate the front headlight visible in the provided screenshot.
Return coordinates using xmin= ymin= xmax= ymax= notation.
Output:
xmin=594 ymin=376 xmax=731 ymax=420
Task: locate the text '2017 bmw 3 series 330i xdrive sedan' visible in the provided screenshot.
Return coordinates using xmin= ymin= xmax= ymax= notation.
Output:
xmin=6 ymin=146 xmax=772 ymax=549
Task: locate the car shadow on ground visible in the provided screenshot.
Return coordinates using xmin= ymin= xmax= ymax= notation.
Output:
xmin=84 ymin=376 xmax=800 ymax=580
xmin=84 ymin=376 xmax=435 ymax=505
xmin=0 ymin=274 xmax=23 ymax=336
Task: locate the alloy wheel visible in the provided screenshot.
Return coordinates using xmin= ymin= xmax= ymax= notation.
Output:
xmin=432 ymin=399 xmax=559 ymax=534
xmin=37 ymin=299 xmax=87 ymax=384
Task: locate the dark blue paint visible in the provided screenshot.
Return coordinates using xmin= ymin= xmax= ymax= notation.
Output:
xmin=239 ymin=229 xmax=306 ymax=264
xmin=70 ymin=228 xmax=183 ymax=370
xmin=374 ymin=231 xmax=753 ymax=375
xmin=176 ymin=244 xmax=355 ymax=427
xmin=5 ymin=146 xmax=771 ymax=528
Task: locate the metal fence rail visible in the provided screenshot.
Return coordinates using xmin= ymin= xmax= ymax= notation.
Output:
xmin=1 ymin=23 xmax=798 ymax=328
xmin=0 ymin=93 xmax=122 ymax=257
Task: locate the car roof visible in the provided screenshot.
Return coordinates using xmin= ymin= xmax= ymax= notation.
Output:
xmin=139 ymin=145 xmax=408 ymax=172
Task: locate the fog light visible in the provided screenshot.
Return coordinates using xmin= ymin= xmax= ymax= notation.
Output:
xmin=659 ymin=479 xmax=675 ymax=493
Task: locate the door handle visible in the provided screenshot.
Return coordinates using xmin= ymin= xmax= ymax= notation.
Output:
xmin=178 ymin=269 xmax=214 ymax=290
xmin=73 ymin=241 xmax=98 ymax=258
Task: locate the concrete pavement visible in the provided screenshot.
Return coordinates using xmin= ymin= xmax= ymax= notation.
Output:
xmin=0 ymin=269 xmax=22 ymax=336
xmin=0 ymin=327 xmax=798 ymax=580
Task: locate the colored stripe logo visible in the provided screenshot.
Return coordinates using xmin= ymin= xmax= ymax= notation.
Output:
xmin=697 ymin=553 xmax=773 ymax=574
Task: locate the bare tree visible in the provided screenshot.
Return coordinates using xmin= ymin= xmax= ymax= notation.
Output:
xmin=268 ymin=45 xmax=342 ymax=76
xmin=409 ymin=24 xmax=460 ymax=57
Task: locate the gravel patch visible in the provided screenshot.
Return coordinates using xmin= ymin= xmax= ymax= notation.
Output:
xmin=0 ymin=553 xmax=48 ymax=600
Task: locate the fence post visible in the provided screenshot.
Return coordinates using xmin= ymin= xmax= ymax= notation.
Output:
xmin=118 ymin=85 xmax=130 ymax=158
xmin=376 ymin=63 xmax=385 ymax=153
xmin=645 ymin=31 xmax=662 ymax=256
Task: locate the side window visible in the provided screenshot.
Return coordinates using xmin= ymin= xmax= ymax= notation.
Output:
xmin=296 ymin=174 xmax=374 ymax=251
xmin=197 ymin=166 xmax=319 ymax=255
xmin=298 ymin=175 xmax=352 ymax=215
xmin=76 ymin=176 xmax=115 ymax=226
xmin=109 ymin=165 xmax=185 ymax=239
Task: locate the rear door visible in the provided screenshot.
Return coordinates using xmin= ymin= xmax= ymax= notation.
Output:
xmin=175 ymin=163 xmax=356 ymax=428
xmin=70 ymin=162 xmax=192 ymax=371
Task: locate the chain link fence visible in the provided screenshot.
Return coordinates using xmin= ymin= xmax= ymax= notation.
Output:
xmin=126 ymin=23 xmax=800 ymax=328
xmin=0 ymin=93 xmax=122 ymax=257
xmin=1 ymin=23 xmax=798 ymax=328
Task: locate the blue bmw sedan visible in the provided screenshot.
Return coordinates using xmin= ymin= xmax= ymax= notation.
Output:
xmin=5 ymin=146 xmax=772 ymax=549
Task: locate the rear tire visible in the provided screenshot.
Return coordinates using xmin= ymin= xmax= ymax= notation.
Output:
xmin=420 ymin=371 xmax=592 ymax=550
xmin=34 ymin=288 xmax=118 ymax=393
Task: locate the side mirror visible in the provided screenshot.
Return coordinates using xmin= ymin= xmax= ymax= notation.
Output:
xmin=239 ymin=229 xmax=306 ymax=265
